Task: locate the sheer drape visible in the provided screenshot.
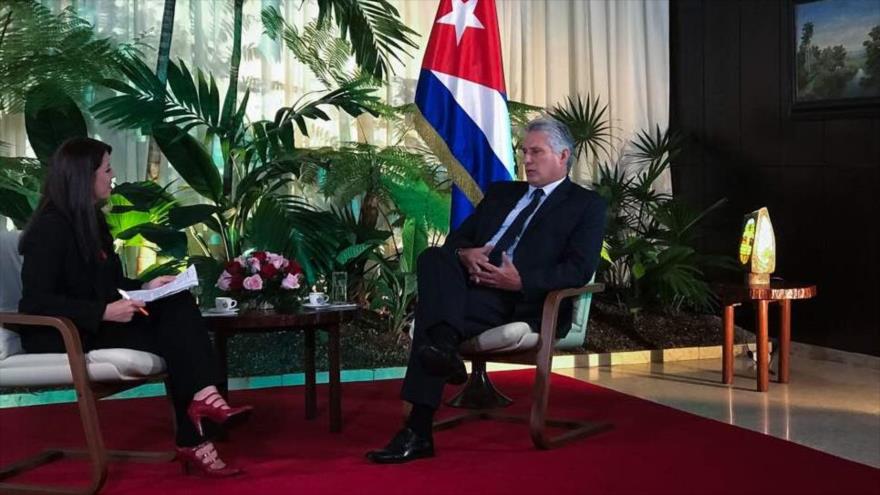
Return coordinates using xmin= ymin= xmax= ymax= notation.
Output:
xmin=0 ymin=0 xmax=669 ymax=191
xmin=498 ymin=0 xmax=670 ymax=190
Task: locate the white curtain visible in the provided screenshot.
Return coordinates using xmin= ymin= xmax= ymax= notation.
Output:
xmin=499 ymin=0 xmax=670 ymax=190
xmin=0 ymin=0 xmax=669 ymax=191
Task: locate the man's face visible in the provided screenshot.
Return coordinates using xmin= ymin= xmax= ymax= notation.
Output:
xmin=521 ymin=131 xmax=570 ymax=188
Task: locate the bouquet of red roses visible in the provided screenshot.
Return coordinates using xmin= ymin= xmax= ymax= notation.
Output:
xmin=216 ymin=251 xmax=304 ymax=311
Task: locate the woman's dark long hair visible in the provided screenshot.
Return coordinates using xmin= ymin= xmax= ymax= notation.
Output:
xmin=20 ymin=137 xmax=113 ymax=262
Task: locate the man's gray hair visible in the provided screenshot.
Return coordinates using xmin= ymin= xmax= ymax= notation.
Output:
xmin=525 ymin=116 xmax=576 ymax=171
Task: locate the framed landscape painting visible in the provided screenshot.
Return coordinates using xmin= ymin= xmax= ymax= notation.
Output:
xmin=790 ymin=0 xmax=880 ymax=116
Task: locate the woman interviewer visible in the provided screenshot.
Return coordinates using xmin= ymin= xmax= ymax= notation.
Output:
xmin=18 ymin=137 xmax=250 ymax=477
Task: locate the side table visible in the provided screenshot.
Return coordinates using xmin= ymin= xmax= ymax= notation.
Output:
xmin=203 ymin=307 xmax=359 ymax=432
xmin=715 ymin=281 xmax=817 ymax=392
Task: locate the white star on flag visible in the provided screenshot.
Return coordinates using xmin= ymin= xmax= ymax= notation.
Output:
xmin=436 ymin=0 xmax=485 ymax=45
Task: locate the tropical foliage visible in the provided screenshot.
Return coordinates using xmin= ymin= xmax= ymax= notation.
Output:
xmin=0 ymin=2 xmax=135 ymax=226
xmin=548 ymin=94 xmax=613 ymax=167
xmin=592 ymin=127 xmax=735 ymax=313
xmin=0 ymin=0 xmax=431 ymax=312
xmin=0 ymin=83 xmax=88 ymax=227
xmin=0 ymin=0 xmax=138 ymax=113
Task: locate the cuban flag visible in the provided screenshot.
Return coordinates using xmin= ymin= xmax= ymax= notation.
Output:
xmin=414 ymin=0 xmax=515 ymax=230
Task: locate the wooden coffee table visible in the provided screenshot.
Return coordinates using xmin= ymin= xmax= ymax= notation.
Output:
xmin=204 ymin=307 xmax=359 ymax=432
xmin=715 ymin=281 xmax=817 ymax=392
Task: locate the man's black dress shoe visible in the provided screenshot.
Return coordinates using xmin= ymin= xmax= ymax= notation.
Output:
xmin=418 ymin=345 xmax=467 ymax=385
xmin=365 ymin=427 xmax=434 ymax=464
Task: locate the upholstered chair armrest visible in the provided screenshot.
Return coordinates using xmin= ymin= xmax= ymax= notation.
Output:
xmin=536 ymin=283 xmax=605 ymax=359
xmin=0 ymin=312 xmax=89 ymax=383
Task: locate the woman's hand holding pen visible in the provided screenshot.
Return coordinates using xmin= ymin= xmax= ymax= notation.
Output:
xmin=103 ymin=299 xmax=146 ymax=322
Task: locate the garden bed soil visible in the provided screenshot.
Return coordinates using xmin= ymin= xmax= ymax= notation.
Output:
xmin=584 ymin=300 xmax=754 ymax=353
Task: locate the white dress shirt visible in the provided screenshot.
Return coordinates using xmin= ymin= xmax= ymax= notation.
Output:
xmin=485 ymin=177 xmax=566 ymax=261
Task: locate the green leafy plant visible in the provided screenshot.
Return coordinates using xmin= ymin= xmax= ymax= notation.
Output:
xmin=0 ymin=1 xmax=138 ymax=113
xmin=2 ymin=2 xmax=436 ymax=325
xmin=0 ymin=83 xmax=87 ymax=226
xmin=291 ymin=143 xmax=450 ymax=333
xmin=0 ymin=157 xmax=43 ymax=228
xmin=548 ymin=94 xmax=613 ymax=166
xmin=593 ymin=126 xmax=735 ymax=313
xmin=366 ymin=255 xmax=417 ymax=335
xmin=313 ymin=0 xmax=419 ymax=82
xmin=81 ymin=2 xmax=421 ymax=287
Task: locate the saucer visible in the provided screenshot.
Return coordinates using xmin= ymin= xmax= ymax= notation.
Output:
xmin=302 ymin=302 xmax=331 ymax=309
xmin=203 ymin=308 xmax=240 ymax=316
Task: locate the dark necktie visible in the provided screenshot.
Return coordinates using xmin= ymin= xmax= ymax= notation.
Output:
xmin=489 ymin=189 xmax=544 ymax=265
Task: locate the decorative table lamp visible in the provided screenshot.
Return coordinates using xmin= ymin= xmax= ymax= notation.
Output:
xmin=738 ymin=207 xmax=776 ymax=286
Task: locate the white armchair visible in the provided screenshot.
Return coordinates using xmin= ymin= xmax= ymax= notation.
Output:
xmin=0 ymin=230 xmax=171 ymax=495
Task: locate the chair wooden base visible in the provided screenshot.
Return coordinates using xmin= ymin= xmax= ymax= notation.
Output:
xmin=446 ymin=361 xmax=513 ymax=409
xmin=436 ymin=284 xmax=611 ymax=450
xmin=434 ymin=410 xmax=611 ymax=450
xmin=0 ymin=313 xmax=174 ymax=495
xmin=0 ymin=449 xmax=174 ymax=495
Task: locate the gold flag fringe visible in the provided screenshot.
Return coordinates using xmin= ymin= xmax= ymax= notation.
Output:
xmin=413 ymin=107 xmax=484 ymax=206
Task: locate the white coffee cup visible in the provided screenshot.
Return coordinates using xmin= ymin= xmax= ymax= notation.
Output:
xmin=215 ymin=297 xmax=238 ymax=311
xmin=308 ymin=292 xmax=329 ymax=305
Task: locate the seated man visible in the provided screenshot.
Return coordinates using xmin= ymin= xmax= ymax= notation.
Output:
xmin=366 ymin=117 xmax=607 ymax=463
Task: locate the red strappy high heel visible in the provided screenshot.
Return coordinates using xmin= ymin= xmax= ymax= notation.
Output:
xmin=175 ymin=441 xmax=241 ymax=477
xmin=187 ymin=391 xmax=253 ymax=436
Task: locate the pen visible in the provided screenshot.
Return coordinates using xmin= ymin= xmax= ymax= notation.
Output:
xmin=117 ymin=289 xmax=150 ymax=316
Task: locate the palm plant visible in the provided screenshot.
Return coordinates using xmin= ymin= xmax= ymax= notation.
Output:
xmin=285 ymin=142 xmax=449 ymax=334
xmin=310 ymin=144 xmax=449 ymax=264
xmin=314 ymin=0 xmax=419 ymax=82
xmin=0 ymin=0 xmax=138 ymax=113
xmin=0 ymin=156 xmax=42 ymax=228
xmin=0 ymin=83 xmax=87 ymax=226
xmin=3 ymin=0 xmax=431 ymax=318
xmin=143 ymin=0 xmax=178 ymax=183
xmin=548 ymin=94 xmax=614 ymax=182
xmin=85 ymin=1 xmax=418 ymax=284
xmin=594 ymin=127 xmax=735 ymax=313
xmin=0 ymin=3 xmax=134 ymax=225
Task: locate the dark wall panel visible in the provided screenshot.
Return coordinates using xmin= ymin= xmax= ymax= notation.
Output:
xmin=823 ymin=120 xmax=876 ymax=167
xmin=670 ymin=0 xmax=880 ymax=355
xmin=739 ymin=0 xmax=782 ymax=167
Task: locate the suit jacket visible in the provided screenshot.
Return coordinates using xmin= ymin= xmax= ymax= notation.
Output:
xmin=443 ymin=178 xmax=607 ymax=337
xmin=17 ymin=206 xmax=142 ymax=351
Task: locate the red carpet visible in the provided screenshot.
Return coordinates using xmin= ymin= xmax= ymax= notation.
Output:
xmin=1 ymin=371 xmax=878 ymax=495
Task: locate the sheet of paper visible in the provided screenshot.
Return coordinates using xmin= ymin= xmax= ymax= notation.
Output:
xmin=125 ymin=265 xmax=199 ymax=302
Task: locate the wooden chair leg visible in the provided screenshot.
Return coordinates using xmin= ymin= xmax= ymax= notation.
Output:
xmin=529 ymin=354 xmax=611 ymax=449
xmin=0 ymin=363 xmax=108 ymax=495
xmin=432 ymin=354 xmax=612 ymax=449
xmin=0 ymin=377 xmax=174 ymax=495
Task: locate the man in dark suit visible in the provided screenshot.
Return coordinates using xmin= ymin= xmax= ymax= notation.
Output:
xmin=366 ymin=117 xmax=607 ymax=463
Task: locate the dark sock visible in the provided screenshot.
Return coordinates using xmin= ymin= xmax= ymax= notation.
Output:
xmin=405 ymin=403 xmax=435 ymax=438
xmin=426 ymin=322 xmax=461 ymax=353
